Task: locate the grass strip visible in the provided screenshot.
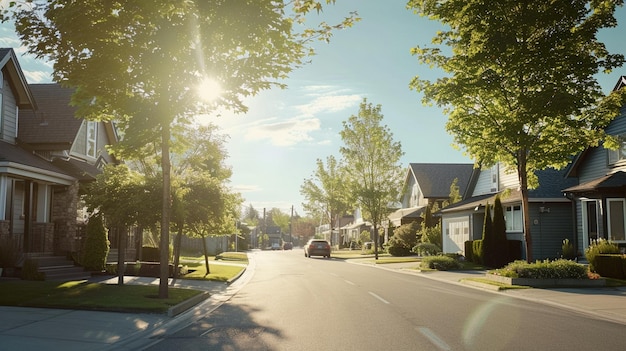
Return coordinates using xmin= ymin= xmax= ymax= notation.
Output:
xmin=0 ymin=280 xmax=202 ymax=313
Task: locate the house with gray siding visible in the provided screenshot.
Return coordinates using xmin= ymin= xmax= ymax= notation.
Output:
xmin=563 ymin=76 xmax=626 ymax=255
xmin=440 ymin=163 xmax=577 ymax=260
xmin=0 ymin=48 xmax=118 ymax=263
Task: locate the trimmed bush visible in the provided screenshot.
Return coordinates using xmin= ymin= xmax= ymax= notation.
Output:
xmin=81 ymin=214 xmax=110 ymax=271
xmin=585 ymin=239 xmax=620 ymax=272
xmin=413 ymin=242 xmax=442 ymax=256
xmin=142 ymin=246 xmax=160 ymax=262
xmin=387 ymin=222 xmax=420 ymax=256
xmin=472 ymin=240 xmax=484 ymax=265
xmin=421 ymin=255 xmax=461 ymax=271
xmin=594 ymin=254 xmax=626 ymax=279
xmin=464 ymin=241 xmax=474 ymax=262
xmin=21 ymin=259 xmax=44 ymax=280
xmin=494 ymin=259 xmax=588 ymax=279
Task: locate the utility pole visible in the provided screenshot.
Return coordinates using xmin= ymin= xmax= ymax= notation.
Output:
xmin=289 ymin=205 xmax=293 ymax=243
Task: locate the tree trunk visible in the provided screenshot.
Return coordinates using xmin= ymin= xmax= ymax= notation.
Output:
xmin=517 ymin=155 xmax=533 ymax=263
xmin=173 ymin=226 xmax=183 ymax=280
xmin=117 ymin=226 xmax=126 ymax=285
xmin=201 ymin=233 xmax=210 ymax=275
xmin=159 ymin=122 xmax=171 ymax=299
xmin=373 ymin=224 xmax=379 ymax=260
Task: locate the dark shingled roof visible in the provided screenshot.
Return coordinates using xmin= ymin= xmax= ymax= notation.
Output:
xmin=0 ymin=140 xmax=73 ymax=176
xmin=408 ymin=163 xmax=476 ymax=198
xmin=18 ymin=84 xmax=81 ymax=148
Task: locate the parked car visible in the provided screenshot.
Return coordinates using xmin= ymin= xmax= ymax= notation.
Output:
xmin=283 ymin=242 xmax=293 ymax=250
xmin=304 ymin=239 xmax=331 ymax=258
xmin=271 ymin=243 xmax=281 ymax=250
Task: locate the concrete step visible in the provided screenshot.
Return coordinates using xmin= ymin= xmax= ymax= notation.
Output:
xmin=27 ymin=255 xmax=91 ymax=281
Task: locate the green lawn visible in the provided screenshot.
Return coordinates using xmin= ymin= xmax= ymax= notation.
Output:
xmin=183 ymin=261 xmax=245 ymax=281
xmin=0 ymin=280 xmax=202 ymax=313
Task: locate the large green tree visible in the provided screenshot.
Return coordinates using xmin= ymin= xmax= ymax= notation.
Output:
xmin=4 ymin=1 xmax=358 ymax=297
xmin=340 ymin=99 xmax=404 ymax=259
xmin=300 ymin=155 xmax=351 ymax=245
xmin=409 ymin=0 xmax=626 ymax=261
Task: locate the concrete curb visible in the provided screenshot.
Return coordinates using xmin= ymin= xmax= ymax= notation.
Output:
xmin=167 ymin=291 xmax=210 ymax=317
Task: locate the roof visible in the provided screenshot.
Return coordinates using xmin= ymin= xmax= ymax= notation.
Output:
xmin=18 ymin=84 xmax=82 ymax=148
xmin=408 ymin=163 xmax=477 ymax=198
xmin=0 ymin=140 xmax=75 ymax=184
xmin=52 ymin=158 xmax=103 ymax=182
xmin=441 ymin=168 xmax=575 ymax=213
xmin=387 ymin=206 xmax=426 ymax=226
xmin=0 ymin=48 xmax=36 ymax=109
xmin=563 ymin=171 xmax=626 ymax=194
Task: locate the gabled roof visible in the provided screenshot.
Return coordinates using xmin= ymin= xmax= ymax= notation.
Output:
xmin=441 ymin=168 xmax=576 ymax=213
xmin=18 ymin=84 xmax=82 ymax=148
xmin=563 ymin=171 xmax=626 ymax=194
xmin=0 ymin=48 xmax=36 ymax=110
xmin=408 ymin=163 xmax=477 ymax=198
xmin=566 ymin=75 xmax=626 ymax=178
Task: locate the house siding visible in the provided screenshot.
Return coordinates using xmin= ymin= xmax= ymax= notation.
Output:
xmin=1 ymin=76 xmax=18 ymax=143
xmin=528 ymin=202 xmax=575 ymax=260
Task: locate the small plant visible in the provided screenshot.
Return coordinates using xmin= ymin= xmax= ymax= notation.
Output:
xmin=585 ymin=239 xmax=620 ymax=272
xmin=561 ymin=239 xmax=577 ymax=260
xmin=0 ymin=235 xmax=22 ymax=270
xmin=421 ymin=255 xmax=461 ymax=271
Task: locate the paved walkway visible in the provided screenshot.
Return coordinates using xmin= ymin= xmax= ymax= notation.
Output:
xmin=1 ymin=258 xmax=625 ymax=350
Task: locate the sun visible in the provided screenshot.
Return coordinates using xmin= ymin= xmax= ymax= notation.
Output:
xmin=197 ymin=78 xmax=222 ymax=102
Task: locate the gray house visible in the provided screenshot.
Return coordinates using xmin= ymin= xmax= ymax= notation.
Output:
xmin=563 ymin=76 xmax=626 ymax=254
xmin=440 ymin=163 xmax=577 ymax=260
xmin=388 ymin=163 xmax=478 ymax=227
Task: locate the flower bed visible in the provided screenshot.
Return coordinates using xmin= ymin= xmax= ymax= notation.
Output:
xmin=487 ymin=259 xmax=606 ymax=288
xmin=484 ymin=273 xmax=606 ymax=288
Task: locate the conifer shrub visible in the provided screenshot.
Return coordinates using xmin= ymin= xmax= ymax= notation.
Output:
xmin=81 ymin=214 xmax=110 ymax=271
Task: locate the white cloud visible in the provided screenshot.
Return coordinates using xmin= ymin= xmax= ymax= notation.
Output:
xmin=232 ymin=184 xmax=262 ymax=193
xmin=245 ymin=117 xmax=321 ymax=146
xmin=295 ymin=94 xmax=361 ymax=117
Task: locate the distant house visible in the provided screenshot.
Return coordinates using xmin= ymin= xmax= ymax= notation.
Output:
xmin=0 ymin=48 xmax=118 ymax=258
xmin=563 ymin=76 xmax=626 ymax=254
xmin=440 ymin=163 xmax=577 ymax=260
xmin=388 ymin=163 xmax=478 ymax=227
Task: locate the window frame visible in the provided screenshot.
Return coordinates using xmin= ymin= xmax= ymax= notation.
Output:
xmin=607 ymin=198 xmax=626 ymax=243
xmin=505 ymin=204 xmax=523 ymax=233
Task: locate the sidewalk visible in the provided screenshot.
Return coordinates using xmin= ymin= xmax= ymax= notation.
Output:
xmin=359 ymin=260 xmax=626 ymax=326
xmin=0 ymin=259 xmax=255 ymax=351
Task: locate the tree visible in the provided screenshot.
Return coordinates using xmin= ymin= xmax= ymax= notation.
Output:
xmin=5 ymin=1 xmax=358 ymax=297
xmin=81 ymin=214 xmax=109 ymax=272
xmin=387 ymin=221 xmax=420 ymax=256
xmin=242 ymin=205 xmax=260 ymax=227
xmin=492 ymin=195 xmax=510 ymax=268
xmin=409 ymin=0 xmax=626 ymax=261
xmin=340 ymin=99 xmax=404 ymax=259
xmin=300 ymin=155 xmax=352 ymax=245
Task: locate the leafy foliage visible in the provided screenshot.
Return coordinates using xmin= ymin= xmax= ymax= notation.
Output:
xmin=409 ymin=0 xmax=626 ymax=262
xmin=421 ymin=256 xmax=461 ymax=271
xmin=340 ymin=99 xmax=404 ymax=258
xmin=494 ymin=259 xmax=588 ymax=279
xmin=386 ymin=221 xmax=420 ymax=256
xmin=413 ymin=242 xmax=442 ymax=256
xmin=81 ymin=214 xmax=110 ymax=271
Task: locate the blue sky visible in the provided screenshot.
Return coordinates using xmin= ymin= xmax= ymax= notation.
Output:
xmin=2 ymin=1 xmax=626 ymax=217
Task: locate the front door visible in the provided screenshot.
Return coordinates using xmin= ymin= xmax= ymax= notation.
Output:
xmin=583 ymin=200 xmax=600 ymax=252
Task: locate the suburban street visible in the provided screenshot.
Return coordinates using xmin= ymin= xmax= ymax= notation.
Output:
xmin=144 ymin=250 xmax=624 ymax=351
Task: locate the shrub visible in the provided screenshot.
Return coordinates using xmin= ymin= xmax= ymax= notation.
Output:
xmin=81 ymin=214 xmax=110 ymax=271
xmin=387 ymin=222 xmax=419 ymax=256
xmin=472 ymin=240 xmax=484 ymax=265
xmin=413 ymin=242 xmax=442 ymax=256
xmin=585 ymin=239 xmax=620 ymax=272
xmin=421 ymin=223 xmax=442 ymax=248
xmin=494 ymin=259 xmax=588 ymax=279
xmin=21 ymin=259 xmax=44 ymax=280
xmin=594 ymin=254 xmax=626 ymax=279
xmin=561 ymin=239 xmax=577 ymax=259
xmin=0 ymin=235 xmax=21 ymax=269
xmin=421 ymin=255 xmax=461 ymax=271
xmin=142 ymin=246 xmax=161 ymax=262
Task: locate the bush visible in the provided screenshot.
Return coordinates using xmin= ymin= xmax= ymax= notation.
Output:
xmin=472 ymin=240 xmax=484 ymax=265
xmin=421 ymin=255 xmax=461 ymax=271
xmin=585 ymin=239 xmax=620 ymax=272
xmin=21 ymin=259 xmax=44 ymax=281
xmin=387 ymin=222 xmax=420 ymax=256
xmin=594 ymin=254 xmax=626 ymax=279
xmin=494 ymin=259 xmax=588 ymax=279
xmin=561 ymin=239 xmax=577 ymax=260
xmin=413 ymin=242 xmax=442 ymax=256
xmin=142 ymin=246 xmax=161 ymax=262
xmin=81 ymin=214 xmax=110 ymax=271
xmin=421 ymin=224 xmax=442 ymax=248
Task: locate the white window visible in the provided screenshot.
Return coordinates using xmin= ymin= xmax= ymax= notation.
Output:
xmin=505 ymin=205 xmax=523 ymax=232
xmin=86 ymin=121 xmax=97 ymax=158
xmin=490 ymin=164 xmax=499 ymax=193
xmin=607 ymin=199 xmax=626 ymax=242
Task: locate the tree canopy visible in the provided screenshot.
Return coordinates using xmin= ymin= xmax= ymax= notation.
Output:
xmin=3 ymin=0 xmax=358 ymax=297
xmin=340 ymin=98 xmax=404 ymax=259
xmin=409 ymin=0 xmax=626 ymax=261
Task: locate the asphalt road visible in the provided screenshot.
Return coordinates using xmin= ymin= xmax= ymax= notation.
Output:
xmin=144 ymin=250 xmax=624 ymax=351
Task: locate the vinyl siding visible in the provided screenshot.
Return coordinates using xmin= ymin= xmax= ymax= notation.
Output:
xmin=528 ymin=203 xmax=575 ymax=260
xmin=1 ymin=77 xmax=18 ymax=143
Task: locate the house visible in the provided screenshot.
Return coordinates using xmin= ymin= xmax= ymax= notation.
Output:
xmin=440 ymin=163 xmax=578 ymax=260
xmin=388 ymin=163 xmax=478 ymax=227
xmin=562 ymin=76 xmax=626 ymax=255
xmin=0 ymin=48 xmax=118 ymax=261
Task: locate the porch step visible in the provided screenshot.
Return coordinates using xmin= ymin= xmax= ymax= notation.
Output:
xmin=28 ymin=255 xmax=91 ymax=281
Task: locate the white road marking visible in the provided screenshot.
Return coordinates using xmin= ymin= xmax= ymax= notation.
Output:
xmin=368 ymin=291 xmax=390 ymax=304
xmin=417 ymin=327 xmax=451 ymax=351
xmin=344 ymin=280 xmax=355 ymax=285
